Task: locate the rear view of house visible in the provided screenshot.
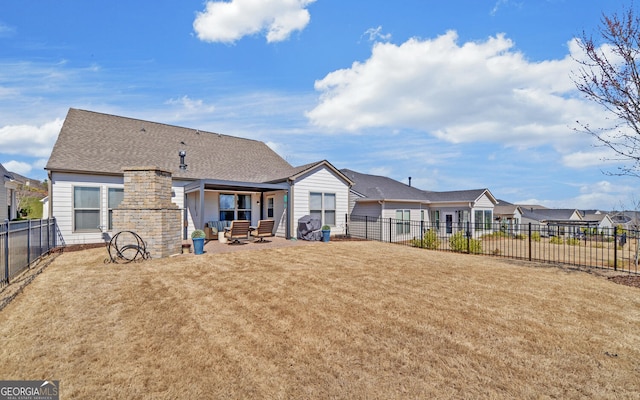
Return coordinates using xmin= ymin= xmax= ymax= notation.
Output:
xmin=45 ymin=108 xmax=351 ymax=246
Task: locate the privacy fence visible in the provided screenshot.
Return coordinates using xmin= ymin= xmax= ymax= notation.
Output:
xmin=1 ymin=218 xmax=60 ymax=289
xmin=346 ymin=214 xmax=639 ymax=274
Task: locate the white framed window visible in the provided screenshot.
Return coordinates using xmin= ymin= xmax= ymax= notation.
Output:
xmin=474 ymin=210 xmax=493 ymax=231
xmin=73 ymin=186 xmax=100 ymax=232
xmin=267 ymin=197 xmax=274 ymax=219
xmin=431 ymin=210 xmax=440 ymax=230
xmin=108 ymin=188 xmax=124 ymax=230
xmin=396 ymin=209 xmax=410 ymax=234
xmin=310 ymin=192 xmax=336 ymax=226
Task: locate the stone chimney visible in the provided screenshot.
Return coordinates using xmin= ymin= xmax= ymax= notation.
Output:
xmin=112 ymin=166 xmax=181 ymax=258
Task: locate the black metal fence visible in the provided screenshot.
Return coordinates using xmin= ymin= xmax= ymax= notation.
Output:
xmin=346 ymin=214 xmax=639 ymax=274
xmin=1 ymin=218 xmax=60 ymax=289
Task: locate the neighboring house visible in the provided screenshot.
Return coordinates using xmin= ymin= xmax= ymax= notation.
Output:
xmin=610 ymin=210 xmax=640 ymax=231
xmin=582 ymin=210 xmax=614 ymax=232
xmin=45 ymin=108 xmax=352 ymax=245
xmin=341 ymin=169 xmax=497 ymax=240
xmin=494 ymin=199 xmax=523 ymax=233
xmin=521 ymin=208 xmax=591 ymax=237
xmin=0 ymin=163 xmax=18 ymax=221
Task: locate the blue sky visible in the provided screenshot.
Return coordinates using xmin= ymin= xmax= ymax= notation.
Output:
xmin=0 ymin=0 xmax=636 ymax=210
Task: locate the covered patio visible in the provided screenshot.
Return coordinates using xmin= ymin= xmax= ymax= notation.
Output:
xmin=183 ymin=179 xmax=292 ymax=240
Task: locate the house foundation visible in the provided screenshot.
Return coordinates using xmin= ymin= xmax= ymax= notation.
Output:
xmin=112 ymin=166 xmax=181 ymax=258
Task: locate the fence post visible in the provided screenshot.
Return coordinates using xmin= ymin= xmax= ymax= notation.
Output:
xmin=345 ymin=213 xmax=348 ymax=237
xmin=53 ymin=217 xmax=57 ymax=248
xmin=389 ymin=218 xmax=392 ymax=243
xmin=528 ymin=223 xmax=532 ymax=261
xmin=420 ymin=220 xmax=424 ymax=243
xmin=466 ymin=221 xmax=471 ymax=254
xmin=27 ymin=219 xmax=32 ymax=267
xmin=365 ymin=216 xmax=368 ymax=240
xmin=614 ymin=228 xmax=618 ymax=271
xmin=4 ymin=219 xmax=9 ymax=284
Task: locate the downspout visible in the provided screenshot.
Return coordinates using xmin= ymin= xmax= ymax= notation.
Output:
xmin=47 ymin=171 xmax=53 ymax=220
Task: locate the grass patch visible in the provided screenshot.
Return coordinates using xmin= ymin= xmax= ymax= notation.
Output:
xmin=1 ymin=242 xmax=639 ymax=399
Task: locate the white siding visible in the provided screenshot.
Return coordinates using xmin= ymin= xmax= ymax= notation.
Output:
xmin=0 ymin=180 xmax=7 ymax=221
xmin=292 ymin=166 xmax=349 ymax=236
xmin=351 ymin=201 xmax=382 ymax=218
xmin=475 ymin=192 xmax=495 ymax=208
xmin=51 ymin=172 xmax=186 ymax=245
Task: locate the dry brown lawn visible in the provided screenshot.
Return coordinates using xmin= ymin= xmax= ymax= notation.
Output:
xmin=1 ymin=241 xmax=639 ymax=399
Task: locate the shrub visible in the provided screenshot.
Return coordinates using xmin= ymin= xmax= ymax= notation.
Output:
xmin=449 ymin=232 xmax=483 ymax=254
xmin=550 ymin=236 xmax=564 ymax=245
xmin=514 ymin=233 xmax=526 ymax=240
xmin=530 ymin=232 xmax=541 ymax=242
xmin=322 ymin=225 xmax=331 ymax=231
xmin=566 ymin=238 xmax=580 ymax=246
xmin=411 ymin=229 xmax=441 ymax=250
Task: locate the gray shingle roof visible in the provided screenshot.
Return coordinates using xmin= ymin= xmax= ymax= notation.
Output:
xmin=521 ymin=208 xmax=579 ymax=221
xmin=341 ymin=168 xmax=495 ymax=204
xmin=341 ymin=169 xmax=428 ymax=201
xmin=422 ymin=189 xmax=492 ymax=203
xmin=0 ymin=162 xmax=11 ymax=180
xmin=46 ymin=108 xmax=295 ymax=182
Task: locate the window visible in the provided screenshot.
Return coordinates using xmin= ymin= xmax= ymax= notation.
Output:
xmin=396 ymin=210 xmax=410 ymax=234
xmin=475 ymin=210 xmax=493 ymax=231
xmin=484 ymin=210 xmax=493 ymax=230
xmin=74 ymin=186 xmax=100 ymax=231
xmin=220 ymin=194 xmax=252 ymax=221
xmin=310 ymin=192 xmax=336 ymax=226
xmin=220 ymin=194 xmax=235 ymax=221
xmin=108 ymin=188 xmax=124 ymax=230
xmin=431 ymin=210 xmax=440 ymax=230
xmin=237 ymin=194 xmax=251 ymax=221
xmin=267 ymin=197 xmax=274 ymax=218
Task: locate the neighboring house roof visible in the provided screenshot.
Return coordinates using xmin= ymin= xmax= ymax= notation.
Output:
xmin=423 ymin=188 xmax=497 ymax=204
xmin=582 ymin=212 xmax=611 ymax=224
xmin=522 ymin=208 xmax=582 ymax=222
xmin=341 ymin=169 xmax=428 ymax=202
xmin=494 ymin=204 xmax=522 ymax=217
xmin=342 ymin=168 xmax=497 ymax=206
xmin=7 ymin=171 xmax=41 ymax=187
xmin=46 ymin=108 xmax=296 ymax=183
xmin=0 ymin=162 xmax=13 ymax=182
xmin=517 ymin=204 xmax=548 ymax=210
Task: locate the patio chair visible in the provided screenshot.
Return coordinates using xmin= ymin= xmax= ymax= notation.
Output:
xmin=224 ymin=220 xmax=251 ymax=244
xmin=251 ymin=219 xmax=275 ymax=242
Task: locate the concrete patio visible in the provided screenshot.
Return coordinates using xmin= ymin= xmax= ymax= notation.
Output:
xmin=183 ymin=235 xmax=320 ymax=256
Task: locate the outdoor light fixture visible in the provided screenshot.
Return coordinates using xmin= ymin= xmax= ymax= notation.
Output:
xmin=179 ymin=150 xmax=187 ymax=170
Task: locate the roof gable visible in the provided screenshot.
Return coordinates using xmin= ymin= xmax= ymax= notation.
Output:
xmin=46 ymin=109 xmax=295 ymax=183
xmin=423 ymin=188 xmax=497 ymax=205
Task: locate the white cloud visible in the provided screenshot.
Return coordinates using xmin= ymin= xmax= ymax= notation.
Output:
xmin=306 ymin=31 xmax=610 ymax=153
xmin=165 ymin=96 xmax=216 ymax=120
xmin=3 ymin=160 xmax=32 ymax=176
xmin=362 ymin=26 xmax=391 ymax=42
xmin=519 ymin=180 xmax=635 ymax=210
xmin=0 ymin=119 xmax=63 ymax=157
xmin=193 ymin=0 xmax=316 ymax=44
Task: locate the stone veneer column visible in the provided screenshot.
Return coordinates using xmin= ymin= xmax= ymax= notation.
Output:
xmin=112 ymin=166 xmax=181 ymax=258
